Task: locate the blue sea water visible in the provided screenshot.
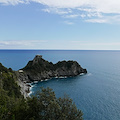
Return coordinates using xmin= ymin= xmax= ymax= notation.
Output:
xmin=0 ymin=50 xmax=120 ymax=120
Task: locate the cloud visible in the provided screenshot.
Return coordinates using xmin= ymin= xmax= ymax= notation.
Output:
xmin=63 ymin=14 xmax=79 ymax=18
xmin=0 ymin=0 xmax=26 ymax=5
xmin=64 ymin=21 xmax=74 ymax=25
xmin=1 ymin=0 xmax=120 ymax=23
xmin=0 ymin=40 xmax=120 ymax=50
xmin=32 ymin=0 xmax=120 ymax=24
xmin=71 ymin=41 xmax=120 ymax=45
xmin=70 ymin=41 xmax=120 ymax=50
xmin=0 ymin=40 xmax=47 ymax=49
xmin=85 ymin=19 xmax=107 ymax=23
xmin=85 ymin=15 xmax=120 ymax=23
xmin=1 ymin=0 xmax=120 ymax=13
xmin=42 ymin=8 xmax=72 ymax=15
xmin=31 ymin=0 xmax=120 ymax=14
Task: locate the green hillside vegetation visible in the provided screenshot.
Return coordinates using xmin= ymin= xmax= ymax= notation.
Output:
xmin=0 ymin=63 xmax=83 ymax=120
xmin=0 ymin=63 xmax=21 ymax=98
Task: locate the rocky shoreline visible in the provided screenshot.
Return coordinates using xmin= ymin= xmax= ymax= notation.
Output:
xmin=16 ymin=55 xmax=87 ymax=98
xmin=17 ymin=72 xmax=87 ymax=98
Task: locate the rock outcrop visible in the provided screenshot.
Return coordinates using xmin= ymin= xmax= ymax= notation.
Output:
xmin=18 ymin=55 xmax=87 ymax=82
xmin=0 ymin=55 xmax=87 ymax=98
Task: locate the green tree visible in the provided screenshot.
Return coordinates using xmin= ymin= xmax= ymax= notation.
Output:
xmin=57 ymin=95 xmax=83 ymax=120
xmin=27 ymin=87 xmax=83 ymax=120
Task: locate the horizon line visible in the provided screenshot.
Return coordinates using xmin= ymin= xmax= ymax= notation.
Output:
xmin=0 ymin=49 xmax=120 ymax=51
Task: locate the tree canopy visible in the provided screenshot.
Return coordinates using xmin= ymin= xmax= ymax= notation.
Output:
xmin=0 ymin=63 xmax=83 ymax=120
xmin=0 ymin=86 xmax=83 ymax=120
xmin=27 ymin=87 xmax=83 ymax=120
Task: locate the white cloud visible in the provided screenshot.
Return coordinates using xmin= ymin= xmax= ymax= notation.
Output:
xmin=63 ymin=14 xmax=79 ymax=18
xmin=0 ymin=40 xmax=120 ymax=50
xmin=85 ymin=15 xmax=120 ymax=24
xmin=1 ymin=0 xmax=120 ymax=13
xmin=31 ymin=0 xmax=120 ymax=24
xmin=0 ymin=0 xmax=26 ymax=5
xmin=71 ymin=41 xmax=120 ymax=45
xmin=42 ymin=8 xmax=72 ymax=15
xmin=31 ymin=0 xmax=120 ymax=14
xmin=64 ymin=21 xmax=74 ymax=25
xmin=1 ymin=0 xmax=120 ymax=23
xmin=70 ymin=41 xmax=120 ymax=50
xmin=0 ymin=40 xmax=47 ymax=49
xmin=85 ymin=19 xmax=107 ymax=23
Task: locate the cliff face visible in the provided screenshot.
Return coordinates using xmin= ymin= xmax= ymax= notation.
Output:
xmin=18 ymin=55 xmax=87 ymax=82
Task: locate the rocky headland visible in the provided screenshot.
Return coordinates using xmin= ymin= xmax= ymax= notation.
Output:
xmin=16 ymin=55 xmax=87 ymax=98
xmin=1 ymin=55 xmax=87 ymax=98
xmin=17 ymin=55 xmax=87 ymax=82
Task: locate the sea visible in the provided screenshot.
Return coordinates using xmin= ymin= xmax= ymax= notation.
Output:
xmin=0 ymin=50 xmax=120 ymax=120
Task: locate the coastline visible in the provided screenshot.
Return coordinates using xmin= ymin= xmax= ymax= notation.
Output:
xmin=16 ymin=55 xmax=87 ymax=98
xmin=17 ymin=73 xmax=87 ymax=98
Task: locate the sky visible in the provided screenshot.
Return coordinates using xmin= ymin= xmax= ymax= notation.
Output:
xmin=0 ymin=0 xmax=120 ymax=50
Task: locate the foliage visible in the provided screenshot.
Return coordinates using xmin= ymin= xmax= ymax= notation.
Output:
xmin=26 ymin=87 xmax=83 ymax=120
xmin=0 ymin=87 xmax=83 ymax=120
xmin=54 ymin=60 xmax=79 ymax=69
xmin=0 ymin=63 xmax=23 ymax=120
xmin=0 ymin=63 xmax=9 ymax=73
xmin=0 ymin=71 xmax=22 ymax=98
xmin=0 ymin=62 xmax=83 ymax=120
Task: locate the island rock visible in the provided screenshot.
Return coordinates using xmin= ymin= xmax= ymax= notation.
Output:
xmin=17 ymin=55 xmax=87 ymax=82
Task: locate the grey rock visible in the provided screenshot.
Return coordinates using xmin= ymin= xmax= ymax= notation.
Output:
xmin=18 ymin=55 xmax=87 ymax=82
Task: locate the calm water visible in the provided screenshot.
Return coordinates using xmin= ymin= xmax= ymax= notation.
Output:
xmin=0 ymin=50 xmax=120 ymax=120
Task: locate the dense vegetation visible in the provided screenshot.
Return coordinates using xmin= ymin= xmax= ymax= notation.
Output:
xmin=0 ymin=63 xmax=83 ymax=120
xmin=0 ymin=63 xmax=21 ymax=98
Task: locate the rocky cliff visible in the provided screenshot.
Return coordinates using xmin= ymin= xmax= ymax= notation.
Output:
xmin=18 ymin=55 xmax=87 ymax=82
